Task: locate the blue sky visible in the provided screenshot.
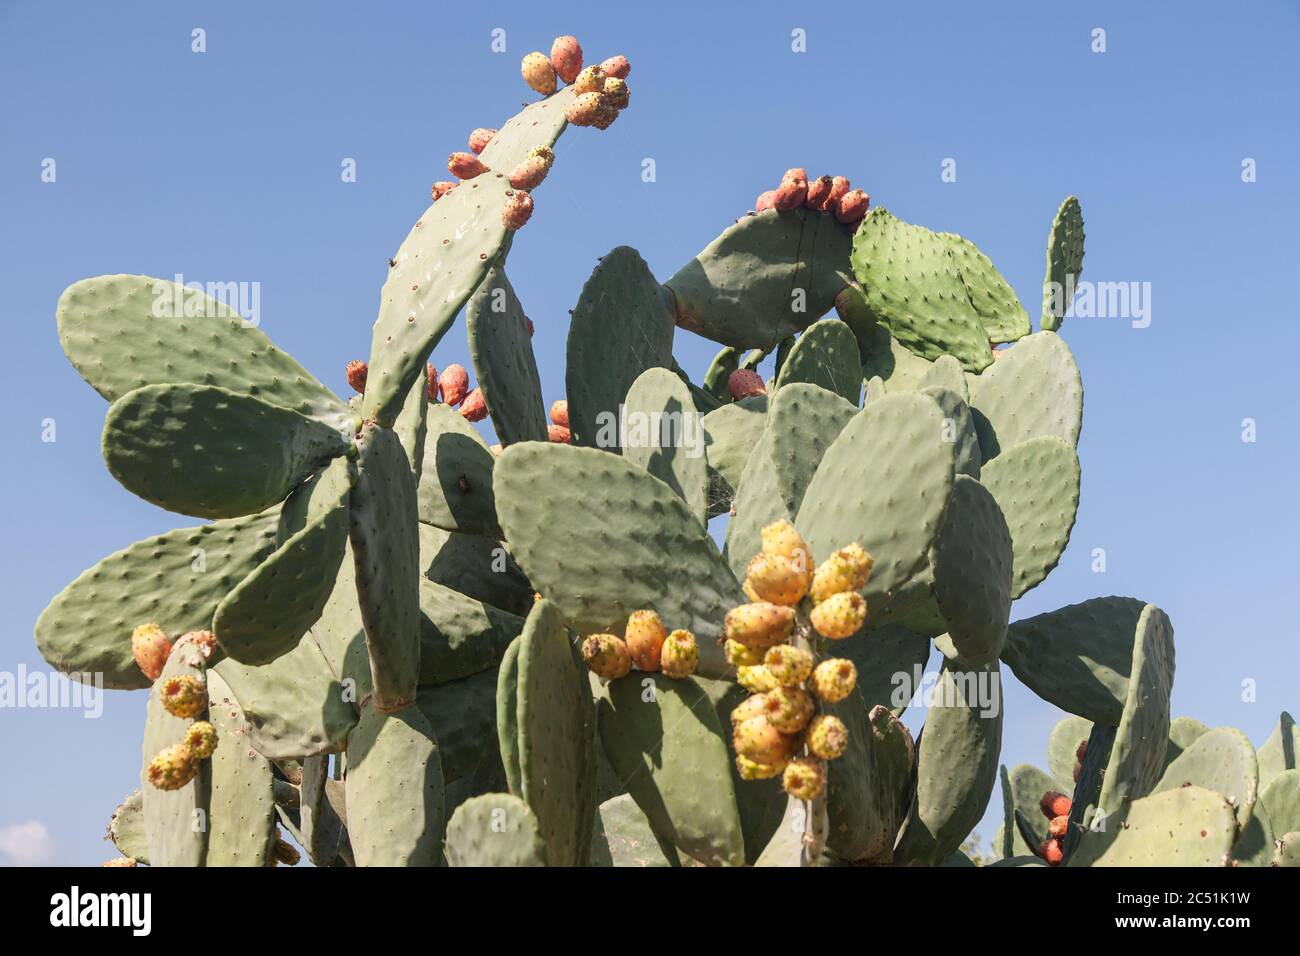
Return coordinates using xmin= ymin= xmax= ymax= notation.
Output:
xmin=2 ymin=0 xmax=1297 ymax=864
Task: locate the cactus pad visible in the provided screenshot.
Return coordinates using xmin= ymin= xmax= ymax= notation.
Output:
xmin=590 ymin=793 xmax=682 ymax=867
xmin=968 ymin=331 xmax=1082 ymax=461
xmin=1071 ymin=785 xmax=1236 ymax=867
xmin=942 ymin=231 xmax=1030 ymax=344
xmin=1258 ymin=712 xmax=1299 ymax=788
xmin=1041 ymin=196 xmax=1085 ymax=332
xmin=466 ymin=266 xmax=548 ymax=444
xmin=1048 ymin=715 xmax=1093 ymax=789
xmin=417 ymin=403 xmax=502 ymax=538
xmin=444 ymin=793 xmax=547 ymax=867
xmin=621 ymin=367 xmax=709 ymax=525
xmin=417 ymin=578 xmax=524 ymax=685
xmin=774 ymin=318 xmax=863 ymax=404
xmin=701 ymin=394 xmax=768 ymax=503
xmin=1154 ymin=727 xmax=1258 ymax=829
xmin=205 ymin=670 xmax=277 ymax=866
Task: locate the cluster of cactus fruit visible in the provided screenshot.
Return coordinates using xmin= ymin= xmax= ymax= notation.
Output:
xmin=35 ymin=36 xmax=1299 ymax=867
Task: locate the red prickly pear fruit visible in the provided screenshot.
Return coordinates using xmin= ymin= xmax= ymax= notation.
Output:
xmin=460 ymin=388 xmax=488 ymax=422
xmin=582 ymin=633 xmax=631 ymax=680
xmin=547 ymin=424 xmax=571 ymax=443
xmin=566 ymin=91 xmax=610 ymax=127
xmin=502 ymin=190 xmax=534 ymax=230
xmin=345 ymin=360 xmax=368 ymax=394
xmin=439 ymin=365 xmax=469 ymax=407
xmin=1048 ymin=814 xmax=1069 ymax=840
xmin=659 ymin=629 xmax=699 ymax=678
xmin=183 ymin=721 xmax=218 ymax=760
xmin=827 ymin=176 xmax=851 ymax=209
xmin=509 ymin=155 xmax=549 ymax=190
xmin=773 ymin=178 xmax=808 ymax=211
xmin=550 ymin=35 xmax=583 ymax=84
xmin=180 ymin=629 xmax=218 ymax=661
xmin=1076 ymin=739 xmax=1088 ymax=761
xmin=426 ymin=363 xmax=438 ymax=402
xmin=468 ymin=128 xmax=496 ymax=154
xmin=1040 ymin=791 xmax=1072 ymax=819
xmin=1039 ymin=839 xmax=1064 ymax=866
xmin=728 ymin=368 xmax=766 ymax=399
xmin=448 ymin=152 xmax=489 ymax=180
xmin=526 ymin=317 xmax=535 ymax=337
xmin=571 ymin=65 xmax=605 ymax=95
xmin=102 ymin=857 xmax=138 ymax=867
xmin=549 ymin=399 xmax=569 ymax=428
xmin=599 ymin=55 xmax=630 ymax=79
xmin=431 ymin=181 xmax=457 ymax=201
xmin=146 ymin=744 xmax=198 ymax=791
xmin=602 ymin=76 xmax=630 ymax=110
xmin=131 ymin=623 xmax=172 ymax=681
xmin=521 ymin=52 xmax=557 ymax=95
xmin=160 ymin=675 xmax=206 ymax=719
xmin=756 ymin=190 xmax=778 ymax=213
xmin=623 ymin=609 xmax=667 ymax=671
xmin=835 ymin=188 xmax=870 ymax=224
xmin=805 ymin=175 xmax=834 ymax=210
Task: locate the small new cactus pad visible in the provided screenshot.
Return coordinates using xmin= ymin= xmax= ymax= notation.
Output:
xmin=445 ymin=793 xmax=547 ymax=867
xmin=1041 ymin=196 xmax=1085 ymax=332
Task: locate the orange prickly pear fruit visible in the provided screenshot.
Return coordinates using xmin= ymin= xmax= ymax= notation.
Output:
xmin=737 ymin=754 xmax=789 ymax=781
xmin=725 ymin=639 xmax=763 ymax=667
xmin=146 ymin=744 xmax=198 ymax=791
xmin=439 ymin=365 xmax=469 ymax=407
xmin=623 ymin=609 xmax=667 ymax=672
xmin=468 ymin=128 xmax=496 ymax=154
xmin=549 ymin=399 xmax=569 ymax=427
xmin=183 ymin=721 xmax=218 ymax=760
xmin=744 ymin=552 xmax=808 ymax=606
xmin=522 ymin=51 xmax=557 ymax=95
xmin=131 ymin=623 xmax=172 ymax=681
xmin=724 ymin=602 xmax=795 ymax=649
xmin=736 ymin=664 xmax=780 ymax=694
xmin=598 ymin=55 xmax=630 ymax=79
xmin=1040 ymin=791 xmax=1072 ymax=819
xmin=810 ymin=543 xmax=874 ymax=603
xmin=160 ymin=675 xmax=206 ymax=719
xmin=1048 ymin=814 xmax=1069 ymax=840
xmin=581 ymin=633 xmax=631 ymax=680
xmin=732 ymin=715 xmax=799 ymax=764
xmin=1039 ymin=839 xmax=1064 ymax=866
xmin=550 ymin=35 xmax=583 ymax=84
xmin=460 ymin=388 xmax=488 ymax=422
xmin=760 ymin=521 xmax=814 ymax=582
xmin=345 ymin=360 xmax=367 ymax=394
xmin=762 ymin=685 xmax=815 ymax=733
xmin=448 ymin=152 xmax=489 ymax=180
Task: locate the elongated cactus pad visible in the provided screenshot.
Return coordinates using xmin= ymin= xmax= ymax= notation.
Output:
xmin=108 ymin=790 xmax=149 ymax=865
xmin=1048 ymin=715 xmax=1093 ymax=789
xmin=1041 ymin=196 xmax=1085 ymax=332
xmin=701 ymin=393 xmax=768 ymax=505
xmin=417 ymin=578 xmax=523 ymax=686
xmin=621 ymin=367 xmax=709 ymax=525
xmin=1257 ymin=712 xmax=1299 ymax=788
xmin=299 ymin=755 xmax=348 ymax=867
xmin=467 ymin=266 xmax=548 ymax=444
xmin=920 ymin=385 xmax=980 ymax=478
xmin=942 ymin=231 xmax=1030 ymax=344
xmin=205 ymin=670 xmax=277 ymax=866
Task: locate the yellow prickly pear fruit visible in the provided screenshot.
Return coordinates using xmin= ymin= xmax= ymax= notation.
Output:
xmin=811 ymin=658 xmax=858 ymax=703
xmin=623 ymin=609 xmax=667 ymax=671
xmin=521 ymin=52 xmax=557 ymax=95
xmin=571 ymin=65 xmax=605 ymax=95
xmin=737 ymin=753 xmax=790 ymax=781
xmin=160 ymin=674 xmax=206 ymax=719
xmin=736 ymin=664 xmax=780 ymax=694
xmin=762 ymin=685 xmax=815 ymax=734
xmin=807 ymin=714 xmax=849 ymax=760
xmin=743 ymin=578 xmax=761 ymax=603
xmin=101 ymin=857 xmax=138 ymax=867
xmin=760 ymin=520 xmax=814 ymax=583
xmin=183 ymin=720 xmax=218 ymax=760
xmin=659 ymin=630 xmax=699 ymax=678
xmin=603 ymin=76 xmax=630 ymax=110
xmin=810 ymin=543 xmax=874 ymax=603
xmin=732 ymin=715 xmax=799 ymax=764
xmin=744 ymin=552 xmax=809 ymax=606
xmin=146 ymin=744 xmax=198 ymax=791
xmin=131 ymin=622 xmax=172 ymax=681
xmin=809 ymin=591 xmax=867 ymax=639
xmin=724 ymin=602 xmax=795 ymax=649
xmin=730 ymin=693 xmax=768 ymax=726
xmin=782 ymin=757 xmax=826 ymax=800
xmin=763 ymin=644 xmax=813 ymax=686
xmin=581 ymin=633 xmax=631 ymax=680
xmin=725 ymin=638 xmax=763 ymax=667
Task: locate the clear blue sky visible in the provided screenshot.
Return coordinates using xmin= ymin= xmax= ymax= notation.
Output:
xmin=2 ymin=1 xmax=1297 ymax=864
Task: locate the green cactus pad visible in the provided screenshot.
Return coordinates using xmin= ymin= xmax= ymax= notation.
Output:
xmin=979 ymin=435 xmax=1080 ymax=598
xmin=1153 ymin=727 xmax=1258 ymax=830
xmin=141 ymin=632 xmax=211 ymax=866
xmin=929 ymin=475 xmax=1013 ymax=666
xmin=797 ymin=393 xmax=958 ymax=614
xmin=768 ymin=383 xmax=859 ymax=518
xmin=36 ymin=507 xmax=280 ymax=689
xmin=773 ymin=318 xmax=863 ymax=405
xmin=361 ymin=90 xmax=576 ymax=425
xmin=495 ymin=443 xmax=745 ymax=679
xmin=1048 ymin=715 xmax=1093 ymax=789
xmin=838 ymin=624 xmax=932 ymax=716
xmin=702 ymin=394 xmax=768 ymax=504
xmin=417 ymin=403 xmax=502 ymax=538
xmin=213 ymin=632 xmax=356 ymax=760
xmin=850 ymin=208 xmax=993 ymax=372
xmin=418 ymin=523 xmax=532 ymax=617
xmin=704 ymin=680 xmax=786 ymax=864
xmin=943 ymin=232 xmax=1030 ymax=344
xmin=496 ymin=637 xmax=523 ymax=796
xmin=566 ymin=246 xmax=676 ymax=448
xmin=1041 ymin=196 xmax=1085 ymax=332
xmin=754 ymin=795 xmax=819 ymax=867
xmin=987 ymin=855 xmax=1048 ymax=867
xmin=822 ymin=682 xmax=885 ymax=862
xmin=515 ymin=600 xmax=593 ymax=867
xmin=415 ymin=668 xmax=500 ymax=784
xmin=102 ymin=383 xmax=349 ymax=519
xmin=392 ymin=363 xmax=430 ymax=480
xmin=214 ymin=456 xmax=351 ymax=664
xmin=57 ymin=274 xmax=351 ymax=428
xmin=893 ymin=661 xmax=1003 ymax=866
xmin=863 ymin=704 xmax=917 ymax=863
xmin=444 ymin=793 xmax=547 ymax=867
xmin=997 ymin=768 xmax=1035 ymax=859
xmin=621 ymin=367 xmax=709 ymax=525
xmin=722 ymin=424 xmax=789 ymax=580
xmin=350 ymin=422 xmax=422 ymax=712
xmin=417 ymin=579 xmax=524 ymax=686
xmin=1001 ymin=596 xmax=1148 ymax=726
xmin=1260 ymin=769 xmax=1300 ymax=837
xmin=968 ymin=331 xmax=1083 ymax=461
xmin=833 ymin=284 xmax=878 ymax=360
xmin=859 ymin=322 xmax=942 ymax=394
xmin=1008 ymin=763 xmax=1059 ymax=850
xmin=298 ymin=756 xmax=346 ymax=867
xmin=590 ymin=793 xmax=683 ymax=867
xmin=1258 ymin=712 xmax=1299 ymax=787
xmin=667 ymin=208 xmax=852 ymax=350
xmin=597 ymin=672 xmax=746 ymax=867
xmin=920 ymin=355 xmax=971 ymax=403
xmin=919 ymin=386 xmax=981 ymax=478
xmin=205 ymin=670 xmax=277 ymax=866
xmin=466 ymin=266 xmax=548 ymax=444
xmin=1071 ymin=785 xmax=1236 ymax=867
xmin=702 ymin=345 xmax=743 ymax=403
xmin=1275 ymin=832 xmax=1300 ymax=866
xmin=1165 ymin=715 xmax=1211 ymax=768
xmin=108 ymin=790 xmax=149 ymax=865
xmin=1095 ymin=605 xmax=1175 ymax=819
xmin=1062 ymin=721 xmax=1117 ymax=859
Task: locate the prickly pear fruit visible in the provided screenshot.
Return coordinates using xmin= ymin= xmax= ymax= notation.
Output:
xmin=659 ymin=629 xmax=699 ymax=678
xmin=345 ymin=360 xmax=368 ymax=394
xmin=1073 ymin=739 xmax=1088 ymax=782
xmin=602 ymin=77 xmax=629 ymax=110
xmin=774 ymin=168 xmax=809 ymax=211
xmin=431 ymin=181 xmax=457 ymax=201
xmin=756 ymin=190 xmax=778 ymax=213
xmin=509 ymin=156 xmax=549 ymax=190
xmin=745 ymin=552 xmax=809 ymax=606
xmin=762 ymin=685 xmax=815 ymax=734
xmin=102 ymin=857 xmax=138 ymax=867
xmin=725 ymin=638 xmax=764 ymax=667
xmin=737 ymin=664 xmax=780 ymax=694
xmin=737 ymin=754 xmax=789 ymax=781
xmin=810 ymin=658 xmax=857 ymax=703
xmin=549 ymin=399 xmax=569 ymax=428
xmin=1040 ymin=791 xmax=1072 ymax=819
xmin=835 ymin=188 xmax=870 ymax=225
xmin=501 ymin=190 xmax=534 ymax=230
xmin=271 ymin=837 xmax=301 ymax=866
xmin=468 ymin=128 xmax=496 ymax=154
xmin=724 ymin=602 xmax=795 ymax=649
xmin=547 ymin=424 xmax=571 ymax=443
xmin=460 ymin=388 xmax=488 ymax=422
xmin=131 ymin=623 xmax=172 ymax=681
xmin=439 ymin=364 xmax=469 ymax=407
xmin=730 ymin=693 xmax=768 ymax=726
xmin=567 ymin=91 xmax=614 ymax=128
xmin=550 ymin=35 xmax=583 ymax=84
xmin=727 ymin=368 xmax=766 ymax=399
xmin=742 ymin=579 xmax=761 ymax=603
xmin=763 ymin=644 xmax=813 ymax=686
xmin=622 ymin=609 xmax=666 ymax=671
xmin=810 ymin=591 xmax=867 ymax=639
xmin=183 ymin=721 xmax=218 ymax=760
xmin=1039 ymin=839 xmax=1063 ymax=866
xmin=448 ymin=152 xmax=489 ymax=180
xmin=521 ymin=52 xmax=557 ymax=95
xmin=811 ymin=543 xmax=874 ymax=603
xmin=582 ymin=633 xmax=632 ymax=680
xmin=733 ymin=715 xmax=799 ymax=764
xmin=807 ymin=714 xmax=849 ymax=760
xmin=805 ymin=175 xmax=833 ymax=211
xmin=160 ymin=675 xmax=206 ymax=719
xmin=598 ymin=54 xmax=630 ymax=79
xmin=180 ymin=629 xmax=218 ymax=661
xmin=529 ymin=145 xmax=556 ymax=170
xmin=146 ymin=744 xmax=198 ymax=791
xmin=782 ymin=757 xmax=826 ymax=800
xmin=426 ymin=363 xmax=438 ymax=401
xmin=826 ymin=176 xmax=850 ymax=209
xmin=1048 ymin=814 xmax=1069 ymax=840
xmin=571 ymin=65 xmax=605 ymax=95
xmin=761 ymin=521 xmax=814 ymax=581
